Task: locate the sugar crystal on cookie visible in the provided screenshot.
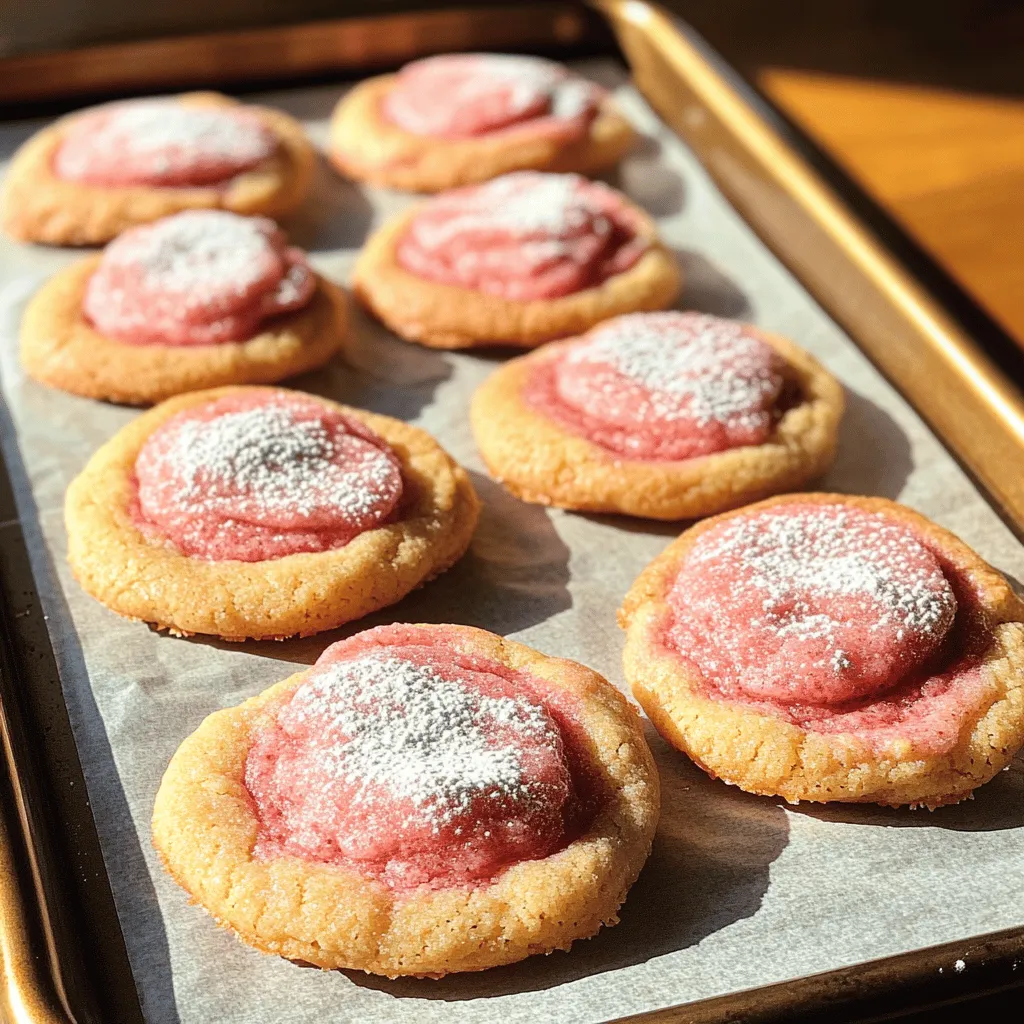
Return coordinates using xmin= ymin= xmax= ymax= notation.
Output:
xmin=54 ymin=98 xmax=277 ymax=187
xmin=525 ymin=311 xmax=787 ymax=460
xmin=134 ymin=392 xmax=403 ymax=562
xmin=382 ymin=54 xmax=602 ymax=140
xmin=84 ymin=210 xmax=315 ymax=346
xmin=398 ymin=171 xmax=646 ymax=300
xmin=245 ymin=637 xmax=585 ymax=889
xmin=291 ymin=654 xmax=557 ymax=823
xmin=668 ymin=502 xmax=957 ymax=706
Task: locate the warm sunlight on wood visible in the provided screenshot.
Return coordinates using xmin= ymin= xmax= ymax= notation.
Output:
xmin=760 ymin=69 xmax=1024 ymax=344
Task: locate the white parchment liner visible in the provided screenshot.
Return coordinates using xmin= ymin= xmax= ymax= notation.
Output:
xmin=1 ymin=63 xmax=1023 ymax=1024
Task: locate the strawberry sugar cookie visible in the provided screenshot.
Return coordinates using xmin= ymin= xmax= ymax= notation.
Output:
xmin=21 ymin=210 xmax=348 ymax=404
xmin=354 ymin=171 xmax=680 ymax=349
xmin=152 ymin=623 xmax=659 ymax=975
xmin=65 ymin=387 xmax=479 ymax=639
xmin=620 ymin=494 xmax=1024 ymax=808
xmin=328 ymin=53 xmax=635 ymax=192
xmin=472 ymin=312 xmax=843 ymax=518
xmin=2 ymin=93 xmax=314 ymax=245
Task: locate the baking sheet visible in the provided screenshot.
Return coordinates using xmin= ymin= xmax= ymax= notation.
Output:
xmin=3 ymin=61 xmax=1024 ymax=1024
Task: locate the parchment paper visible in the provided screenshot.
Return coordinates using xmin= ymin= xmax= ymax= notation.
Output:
xmin=2 ymin=62 xmax=1024 ymax=1024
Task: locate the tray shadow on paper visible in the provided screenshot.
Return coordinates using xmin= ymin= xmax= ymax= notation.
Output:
xmin=197 ymin=469 xmax=572 ymax=666
xmin=0 ymin=404 xmax=180 ymax=1024
xmin=347 ymin=731 xmax=789 ymax=1002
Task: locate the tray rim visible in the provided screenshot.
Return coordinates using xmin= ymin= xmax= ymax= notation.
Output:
xmin=2 ymin=1 xmax=1024 ymax=1021
xmin=599 ymin=0 xmax=1024 ymax=542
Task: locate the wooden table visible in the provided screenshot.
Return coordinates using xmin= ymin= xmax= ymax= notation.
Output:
xmin=760 ymin=70 xmax=1024 ymax=348
xmin=674 ymin=1 xmax=1024 ymax=352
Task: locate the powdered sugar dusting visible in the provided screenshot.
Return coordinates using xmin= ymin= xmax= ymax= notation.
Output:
xmin=668 ymin=503 xmax=958 ymax=705
xmin=415 ymin=173 xmax=604 ymax=243
xmin=527 ymin=311 xmax=785 ymax=461
xmin=573 ymin=313 xmax=783 ymax=427
xmin=288 ymin=653 xmax=559 ymax=827
xmin=134 ymin=393 xmax=403 ymax=561
xmin=84 ymin=210 xmax=315 ymax=346
xmin=54 ymin=98 xmax=276 ymax=187
xmin=398 ymin=172 xmax=646 ymax=300
xmin=161 ymin=405 xmax=394 ymax=519
xmin=382 ymin=53 xmax=601 ymax=139
xmin=100 ymin=211 xmax=277 ymax=304
xmin=568 ymin=310 xmax=783 ymax=429
xmin=244 ymin=631 xmax=583 ymax=888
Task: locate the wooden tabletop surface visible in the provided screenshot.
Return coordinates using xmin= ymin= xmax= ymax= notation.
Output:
xmin=759 ymin=69 xmax=1024 ymax=347
xmin=675 ymin=1 xmax=1024 ymax=351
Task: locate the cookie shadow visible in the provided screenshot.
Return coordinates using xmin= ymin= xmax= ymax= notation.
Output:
xmin=605 ymin=133 xmax=687 ymax=218
xmin=0 ymin=116 xmax=48 ymax=161
xmin=249 ymin=82 xmax=346 ymax=125
xmin=579 ymin=510 xmax=688 ymax=538
xmin=223 ymin=470 xmax=572 ymax=666
xmin=786 ymin=754 xmax=1024 ymax=833
xmin=820 ymin=387 xmax=914 ymax=500
xmin=674 ymin=249 xmax=752 ymax=320
xmin=575 ymin=58 xmax=630 ymax=93
xmin=293 ymin=300 xmax=454 ymax=422
xmin=1002 ymin=570 xmax=1024 ymax=600
xmin=282 ymin=151 xmax=375 ymax=254
xmin=344 ymin=731 xmax=789 ymax=1001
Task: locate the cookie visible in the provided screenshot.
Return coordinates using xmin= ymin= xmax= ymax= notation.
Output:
xmin=620 ymin=494 xmax=1024 ymax=808
xmin=354 ymin=171 xmax=680 ymax=349
xmin=471 ymin=312 xmax=843 ymax=518
xmin=328 ymin=53 xmax=635 ymax=192
xmin=21 ymin=210 xmax=348 ymax=405
xmin=2 ymin=93 xmax=314 ymax=245
xmin=65 ymin=387 xmax=480 ymax=640
xmin=152 ymin=623 xmax=660 ymax=976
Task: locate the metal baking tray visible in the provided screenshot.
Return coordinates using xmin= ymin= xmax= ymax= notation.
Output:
xmin=2 ymin=2 xmax=1024 ymax=1021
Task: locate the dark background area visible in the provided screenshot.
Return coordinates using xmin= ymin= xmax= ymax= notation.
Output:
xmin=3 ymin=0 xmax=1023 ymax=96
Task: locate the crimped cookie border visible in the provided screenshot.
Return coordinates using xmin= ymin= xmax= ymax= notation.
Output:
xmin=65 ymin=386 xmax=480 ymax=640
xmin=353 ymin=194 xmax=681 ymax=350
xmin=470 ymin=327 xmax=844 ymax=519
xmin=151 ymin=624 xmax=660 ymax=977
xmin=619 ymin=493 xmax=1024 ymax=808
xmin=20 ymin=257 xmax=350 ymax=405
xmin=1 ymin=92 xmax=315 ymax=245
xmin=328 ymin=72 xmax=636 ymax=193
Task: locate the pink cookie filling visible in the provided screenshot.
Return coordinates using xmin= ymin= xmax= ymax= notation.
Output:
xmin=245 ymin=624 xmax=598 ymax=890
xmin=524 ymin=312 xmax=788 ymax=461
xmin=381 ymin=53 xmax=603 ymax=142
xmin=132 ymin=392 xmax=403 ymax=562
xmin=663 ymin=502 xmax=994 ymax=755
xmin=396 ymin=171 xmax=646 ymax=301
xmin=53 ymin=98 xmax=277 ymax=188
xmin=83 ymin=211 xmax=316 ymax=347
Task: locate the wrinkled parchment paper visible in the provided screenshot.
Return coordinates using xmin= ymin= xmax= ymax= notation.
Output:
xmin=2 ymin=63 xmax=1024 ymax=1024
